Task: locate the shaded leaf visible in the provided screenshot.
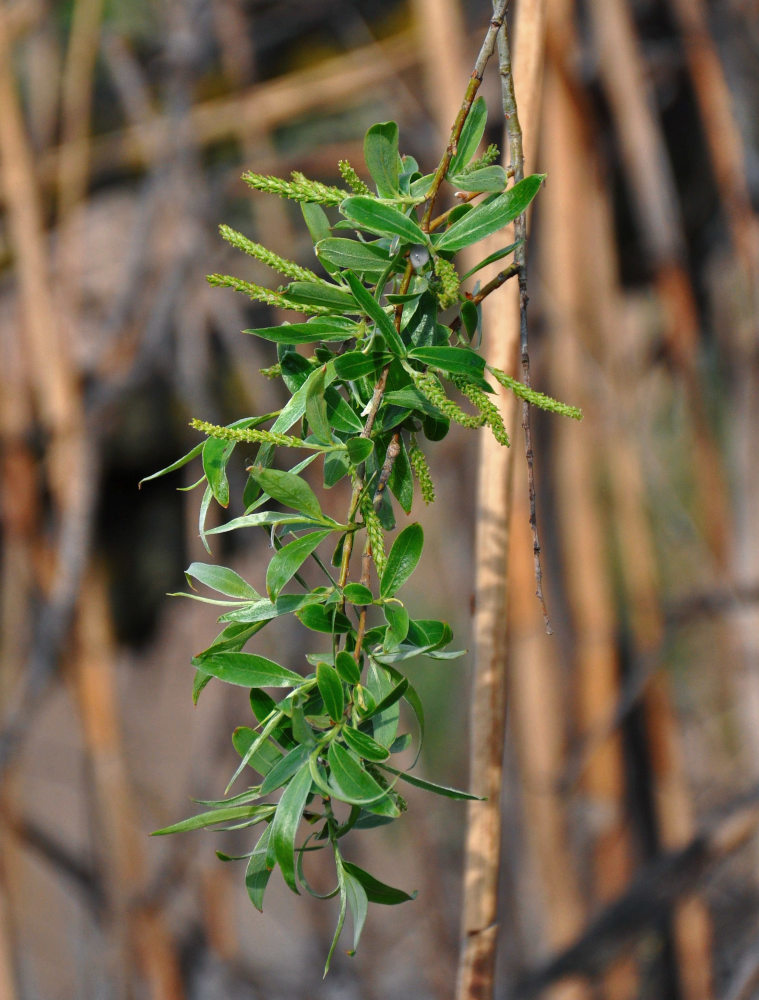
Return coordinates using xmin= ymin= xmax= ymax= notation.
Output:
xmin=380 ymin=523 xmax=424 ymax=598
xmin=346 ymin=438 xmax=374 ymax=464
xmin=248 ymin=466 xmax=324 ymax=521
xmin=333 ymin=350 xmax=392 ymax=381
xmin=343 ymin=583 xmax=373 ymax=606
xmin=270 ymin=764 xmax=314 ymax=893
xmin=327 ymin=742 xmax=396 ymax=808
xmin=296 ymin=604 xmax=354 ymax=634
xmin=316 ymin=663 xmax=345 ymax=721
xmin=246 ymin=825 xmax=273 ymax=911
xmin=267 ymin=529 xmax=333 ymax=599
xmin=342 ymin=726 xmax=390 ymax=762
xmin=380 ymin=763 xmax=483 ymax=800
xmin=344 ymin=271 xmax=405 ymax=356
xmin=408 ymin=346 xmax=486 ymax=376
xmin=315 ymin=238 xmax=392 ymax=276
xmin=448 ymin=165 xmax=506 ymax=192
xmin=344 ymin=871 xmax=369 ymax=955
xmin=193 ymin=652 xmax=303 ymax=688
xmin=152 ymin=803 xmax=274 ymax=836
xmin=342 ymin=861 xmax=417 ymax=905
xmin=260 ymin=744 xmax=312 ymax=795
xmin=335 ymin=650 xmax=361 ymax=685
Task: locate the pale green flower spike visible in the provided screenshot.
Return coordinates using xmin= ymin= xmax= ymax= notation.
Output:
xmin=488 ymin=365 xmax=583 ymax=420
xmin=460 ymin=143 xmax=500 ymax=174
xmin=409 ymin=435 xmax=436 ymax=504
xmin=206 ymin=273 xmax=330 ymax=314
xmin=242 ymin=169 xmax=350 ymax=206
xmin=432 ymin=256 xmax=460 ymax=309
xmin=190 ymin=419 xmax=306 ymax=450
xmin=411 ymin=370 xmax=485 ymax=430
xmin=338 ymin=159 xmax=371 ymax=195
xmin=360 ymin=493 xmax=387 ymax=579
xmin=451 ymin=375 xmax=510 ymax=446
xmin=219 ymin=225 xmax=319 ymax=282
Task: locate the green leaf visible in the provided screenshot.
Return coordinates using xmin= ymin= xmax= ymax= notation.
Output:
xmin=301 ymin=201 xmax=331 ymax=244
xmin=344 ymin=271 xmax=405 ymax=357
xmin=296 ymin=603 xmax=354 ymax=634
xmin=380 ymin=523 xmax=424 ymax=598
xmin=341 ymin=726 xmax=390 ymax=762
xmin=202 ymin=436 xmax=234 ymax=507
xmin=326 ymin=388 xmax=365 ymax=433
xmin=243 ymin=317 xmax=359 ymax=344
xmin=341 ymin=861 xmax=416 ymax=905
xmin=408 ymin=346 xmax=486 ymax=376
xmin=362 ymin=676 xmax=408 ymax=721
xmin=266 ymin=529 xmax=333 ymax=599
xmin=327 ymin=742 xmax=396 ymax=809
xmin=435 ymin=175 xmax=545 ymax=252
xmin=185 ymin=563 xmax=260 ymax=600
xmin=260 ymin=744 xmax=312 ymax=795
xmin=316 ymin=663 xmax=345 ymax=721
xmin=447 ymin=96 xmax=487 ymax=176
xmin=305 ymin=366 xmax=332 ymax=444
xmin=207 ymin=511 xmax=326 ymax=537
xmin=382 ymin=387 xmax=444 ymax=419
xmin=315 ymin=238 xmax=392 ymax=276
xmin=246 ymin=825 xmax=273 ymax=911
xmin=448 ymin=165 xmax=506 ymax=192
xmin=343 ymin=583 xmax=373 ymax=606
xmin=139 ymin=441 xmax=203 ymax=487
xmin=270 ymin=764 xmax=314 ymax=893
xmin=232 ymin=725 xmax=282 ymax=776
xmin=344 ymin=871 xmax=369 ymax=955
xmin=217 ymin=591 xmax=326 ymax=624
xmin=460 ymin=240 xmax=521 ymax=280
xmin=324 ymin=449 xmax=350 ymax=488
xmin=461 ymin=300 xmax=478 ymax=339
xmin=380 ymin=763 xmax=483 ymax=800
xmin=335 ymin=650 xmax=361 ymax=685
xmin=333 ymin=350 xmax=392 ymax=381
xmin=384 ymin=602 xmax=410 ymax=648
xmin=346 ymin=437 xmax=374 ymax=464
xmin=341 ymin=197 xmax=428 ymax=248
xmin=248 ymin=466 xmax=324 ymax=521
xmin=193 ymin=652 xmax=304 ymax=688
xmin=388 ymin=441 xmax=413 ymax=514
xmin=151 ymin=803 xmax=274 ymax=836
xmin=283 ymin=281 xmax=356 ymax=311
xmin=364 ymin=121 xmax=400 ymax=197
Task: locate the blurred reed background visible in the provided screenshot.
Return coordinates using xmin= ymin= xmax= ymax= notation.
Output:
xmin=0 ymin=1 xmax=758 ymax=998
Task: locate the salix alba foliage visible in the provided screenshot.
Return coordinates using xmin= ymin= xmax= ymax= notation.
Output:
xmin=145 ymin=98 xmax=580 ymax=972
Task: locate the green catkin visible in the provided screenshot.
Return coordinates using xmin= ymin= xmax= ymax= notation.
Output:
xmin=460 ymin=143 xmax=500 ymax=174
xmin=206 ymin=273 xmax=330 ymax=314
xmin=242 ymin=170 xmax=349 ymax=206
xmin=338 ymin=159 xmax=371 ymax=195
xmin=259 ymin=363 xmax=282 ymax=380
xmin=360 ymin=494 xmax=387 ymax=579
xmin=219 ymin=225 xmax=319 ymax=282
xmin=451 ymin=375 xmax=510 ymax=446
xmin=190 ymin=418 xmax=307 ymax=450
xmin=411 ymin=370 xmax=485 ymax=430
xmin=408 ymin=435 xmax=436 ymax=504
xmin=432 ymin=256 xmax=460 ymax=309
xmin=488 ymin=365 xmax=583 ymax=420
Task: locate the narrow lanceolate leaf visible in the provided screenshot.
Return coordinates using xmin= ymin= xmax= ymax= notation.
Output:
xmin=333 ymin=350 xmax=392 ymax=381
xmin=316 ymin=663 xmax=345 ymax=721
xmin=380 ymin=523 xmax=424 ymax=599
xmin=341 ymin=197 xmax=429 ymax=248
xmin=151 ymin=803 xmax=274 ymax=836
xmin=246 ymin=825 xmax=273 ymax=911
xmin=344 ymin=271 xmax=405 ymax=357
xmin=305 ymin=366 xmax=332 ymax=444
xmin=138 ymin=441 xmax=203 ymax=486
xmin=341 ymin=726 xmax=390 ymax=762
xmin=282 ymin=281 xmax=356 ymax=311
xmin=364 ymin=120 xmax=400 ymax=197
xmin=270 ymin=764 xmax=314 ymax=893
xmin=248 ymin=466 xmax=324 ymax=521
xmin=260 ymin=744 xmax=312 ymax=795
xmin=185 ymin=563 xmax=260 ymax=600
xmin=315 ymin=238 xmax=392 ymax=276
xmin=447 ymin=95 xmax=487 ymax=177
xmin=408 ymin=346 xmax=487 ymax=377
xmin=193 ymin=652 xmax=304 ymax=688
xmin=327 ymin=742 xmax=396 ymax=809
xmin=379 ymin=763 xmax=483 ymax=800
xmin=435 ymin=174 xmax=545 ymax=252
xmin=266 ymin=529 xmax=333 ymax=599
xmin=341 ymin=861 xmax=417 ymax=905
xmin=202 ymin=436 xmax=234 ymax=507
xmin=243 ymin=317 xmax=359 ymax=343
xmin=447 ymin=165 xmax=506 ymax=193
xmin=344 ymin=872 xmax=369 ymax=955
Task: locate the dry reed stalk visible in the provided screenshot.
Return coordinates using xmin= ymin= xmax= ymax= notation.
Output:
xmin=2 ymin=0 xmax=41 ymax=39
xmin=507 ymin=484 xmax=591 ymax=1000
xmin=70 ymin=569 xmax=184 ymax=1000
xmin=0 ymin=880 xmax=17 ymax=1000
xmin=581 ymin=123 xmax=715 ymax=1000
xmin=542 ymin=44 xmax=638 ymax=1000
xmin=587 ymin=0 xmax=731 ymax=571
xmin=667 ymin=0 xmax=759 ymax=284
xmin=411 ymin=0 xmax=469 ymax=141
xmin=456 ymin=3 xmax=548 ymax=997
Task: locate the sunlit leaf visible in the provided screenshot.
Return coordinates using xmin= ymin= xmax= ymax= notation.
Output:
xmin=341 ymin=197 xmax=428 ymax=248
xmin=364 ymin=121 xmax=400 ymax=197
xmin=435 ymin=175 xmax=544 ymax=252
xmin=316 ymin=663 xmax=345 ymax=721
xmin=193 ymin=652 xmax=304 ymax=688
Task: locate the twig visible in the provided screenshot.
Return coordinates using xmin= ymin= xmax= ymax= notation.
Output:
xmin=373 ymin=432 xmax=401 ymax=508
xmin=497 ymin=13 xmax=551 ymax=633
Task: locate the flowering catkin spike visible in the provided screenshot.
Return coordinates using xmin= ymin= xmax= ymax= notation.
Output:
xmin=360 ymin=494 xmax=387 ymax=580
xmin=460 ymin=143 xmax=501 ymax=174
xmin=207 ymin=273 xmax=330 ymax=314
xmin=410 ymin=370 xmax=485 ymax=430
xmin=488 ymin=366 xmax=583 ymax=420
xmin=451 ymin=375 xmax=510 ymax=446
xmin=242 ymin=170 xmax=350 ymax=206
xmin=409 ymin=435 xmax=435 ymax=504
xmin=219 ymin=225 xmax=319 ymax=282
xmin=432 ymin=256 xmax=460 ymax=309
xmin=338 ymin=160 xmax=371 ymax=195
xmin=190 ymin=418 xmax=308 ymax=450
xmin=259 ymin=363 xmax=282 ymax=380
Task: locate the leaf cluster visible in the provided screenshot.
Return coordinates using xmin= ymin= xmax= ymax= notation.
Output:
xmin=144 ymin=95 xmax=579 ymax=971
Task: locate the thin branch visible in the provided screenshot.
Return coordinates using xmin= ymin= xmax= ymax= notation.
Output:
xmin=497 ymin=15 xmax=552 ymax=633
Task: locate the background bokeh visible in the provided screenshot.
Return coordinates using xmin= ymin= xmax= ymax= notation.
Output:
xmin=1 ymin=1 xmax=758 ymax=998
